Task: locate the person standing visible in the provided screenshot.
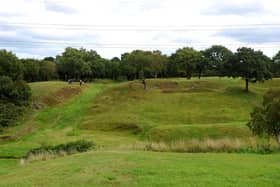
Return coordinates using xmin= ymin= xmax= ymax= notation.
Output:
xmin=142 ymin=79 xmax=147 ymax=90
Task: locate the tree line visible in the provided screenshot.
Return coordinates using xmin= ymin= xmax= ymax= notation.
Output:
xmin=0 ymin=45 xmax=280 ymax=90
xmin=2 ymin=45 xmax=280 ymax=88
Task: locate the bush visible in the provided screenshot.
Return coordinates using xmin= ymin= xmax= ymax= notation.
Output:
xmin=247 ymin=89 xmax=280 ymax=145
xmin=0 ymin=76 xmax=31 ymax=106
xmin=0 ymin=76 xmax=31 ymax=127
xmin=0 ymin=103 xmax=23 ymax=127
xmin=25 ymin=140 xmax=95 ymax=159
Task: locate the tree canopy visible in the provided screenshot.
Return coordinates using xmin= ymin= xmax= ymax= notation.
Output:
xmin=0 ymin=46 xmax=278 ymax=83
xmin=0 ymin=50 xmax=31 ymax=128
xmin=170 ymin=47 xmax=203 ymax=79
xmin=203 ymin=45 xmax=233 ymax=76
xmin=226 ymin=47 xmax=272 ymax=92
xmin=247 ymin=89 xmax=280 ymax=145
xmin=272 ymin=51 xmax=280 ymax=77
xmin=0 ymin=50 xmax=23 ymax=80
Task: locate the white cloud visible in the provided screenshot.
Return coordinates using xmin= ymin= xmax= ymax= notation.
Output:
xmin=0 ymin=0 xmax=279 ymax=58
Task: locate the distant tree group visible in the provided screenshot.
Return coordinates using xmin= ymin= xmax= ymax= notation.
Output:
xmin=1 ymin=46 xmax=280 ymax=89
xmin=21 ymin=59 xmax=57 ymax=82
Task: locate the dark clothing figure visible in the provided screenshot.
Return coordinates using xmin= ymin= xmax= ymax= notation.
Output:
xmin=142 ymin=79 xmax=147 ymax=90
xmin=79 ymin=80 xmax=83 ymax=86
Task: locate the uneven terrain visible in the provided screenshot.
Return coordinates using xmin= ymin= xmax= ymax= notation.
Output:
xmin=0 ymin=78 xmax=280 ymax=186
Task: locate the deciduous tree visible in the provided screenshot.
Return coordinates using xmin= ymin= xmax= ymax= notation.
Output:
xmin=247 ymin=89 xmax=280 ymax=145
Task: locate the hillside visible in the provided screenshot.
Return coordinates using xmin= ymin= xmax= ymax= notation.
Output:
xmin=1 ymin=78 xmax=280 ymax=156
xmin=0 ymin=78 xmax=279 ymax=186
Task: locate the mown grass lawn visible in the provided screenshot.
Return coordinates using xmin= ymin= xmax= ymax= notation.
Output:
xmin=0 ymin=151 xmax=279 ymax=187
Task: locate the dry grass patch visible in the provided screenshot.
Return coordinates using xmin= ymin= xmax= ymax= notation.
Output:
xmin=42 ymin=87 xmax=82 ymax=106
xmin=116 ymin=138 xmax=263 ymax=153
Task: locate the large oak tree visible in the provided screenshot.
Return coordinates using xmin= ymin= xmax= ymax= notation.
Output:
xmin=228 ymin=47 xmax=272 ymax=92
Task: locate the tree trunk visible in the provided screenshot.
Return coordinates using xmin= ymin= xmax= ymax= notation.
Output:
xmin=142 ymin=79 xmax=147 ymax=90
xmin=198 ymin=69 xmax=202 ymax=79
xmin=277 ymin=135 xmax=280 ymax=145
xmin=245 ymin=78 xmax=249 ymax=92
xmin=186 ymin=72 xmax=192 ymax=80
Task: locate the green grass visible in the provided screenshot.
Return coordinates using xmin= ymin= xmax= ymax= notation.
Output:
xmin=81 ymin=78 xmax=280 ymax=142
xmin=0 ymin=151 xmax=279 ymax=187
xmin=145 ymin=123 xmax=251 ymax=142
xmin=0 ymin=78 xmax=280 ymax=186
xmin=29 ymin=81 xmax=70 ymax=98
xmin=1 ymin=78 xmax=280 ymax=157
xmin=0 ymin=81 xmax=134 ymax=157
xmin=29 ymin=81 xmax=83 ymax=108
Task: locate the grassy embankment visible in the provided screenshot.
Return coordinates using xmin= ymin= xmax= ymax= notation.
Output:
xmin=0 ymin=78 xmax=280 ymax=186
xmin=1 ymin=78 xmax=280 ymax=157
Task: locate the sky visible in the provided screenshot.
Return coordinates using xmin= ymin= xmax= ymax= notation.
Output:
xmin=0 ymin=0 xmax=280 ymax=59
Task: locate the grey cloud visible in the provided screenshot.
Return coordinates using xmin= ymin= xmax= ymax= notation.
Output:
xmin=216 ymin=28 xmax=280 ymax=43
xmin=202 ymin=1 xmax=265 ymax=16
xmin=43 ymin=0 xmax=78 ymax=14
xmin=0 ymin=22 xmax=99 ymax=42
xmin=0 ymin=22 xmax=101 ymax=58
xmin=0 ymin=12 xmax=24 ymax=18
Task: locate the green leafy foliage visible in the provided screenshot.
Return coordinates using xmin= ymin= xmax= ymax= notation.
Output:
xmin=247 ymin=89 xmax=280 ymax=144
xmin=0 ymin=49 xmax=23 ymax=80
xmin=0 ymin=76 xmax=31 ymax=127
xmin=0 ymin=76 xmax=31 ymax=106
xmin=25 ymin=140 xmax=95 ymax=158
xmin=18 ymin=59 xmax=57 ymax=82
xmin=203 ymin=45 xmax=233 ymax=76
xmin=170 ymin=47 xmax=203 ymax=79
xmin=272 ymin=50 xmax=280 ymax=77
xmin=227 ymin=47 xmax=272 ymax=91
xmin=0 ymin=102 xmax=23 ymax=127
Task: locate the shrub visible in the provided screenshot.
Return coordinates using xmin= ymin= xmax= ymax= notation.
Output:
xmin=247 ymin=89 xmax=280 ymax=145
xmin=0 ymin=103 xmax=23 ymax=127
xmin=25 ymin=140 xmax=95 ymax=161
xmin=0 ymin=76 xmax=31 ymax=127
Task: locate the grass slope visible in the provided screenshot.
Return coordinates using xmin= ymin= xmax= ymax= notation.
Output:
xmin=1 ymin=78 xmax=280 ymax=157
xmin=0 ymin=81 xmax=137 ymax=157
xmin=0 ymin=151 xmax=280 ymax=187
xmin=0 ymin=78 xmax=280 ymax=186
xmin=82 ymin=78 xmax=280 ymax=142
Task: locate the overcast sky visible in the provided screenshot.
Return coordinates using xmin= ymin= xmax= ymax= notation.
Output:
xmin=0 ymin=0 xmax=280 ymax=59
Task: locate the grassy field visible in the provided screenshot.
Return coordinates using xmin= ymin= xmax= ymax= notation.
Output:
xmin=82 ymin=78 xmax=279 ymax=143
xmin=0 ymin=151 xmax=280 ymax=187
xmin=0 ymin=77 xmax=279 ymax=186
